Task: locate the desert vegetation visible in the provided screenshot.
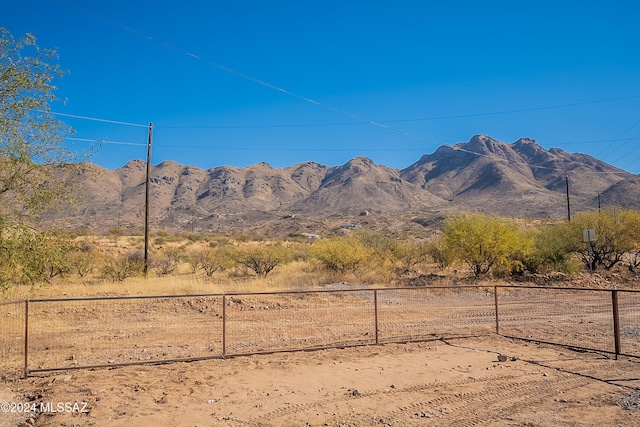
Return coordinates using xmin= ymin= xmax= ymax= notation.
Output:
xmin=2 ymin=208 xmax=640 ymax=299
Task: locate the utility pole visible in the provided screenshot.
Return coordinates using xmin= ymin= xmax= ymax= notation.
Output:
xmin=144 ymin=122 xmax=153 ymax=276
xmin=565 ymin=175 xmax=571 ymax=222
xmin=598 ymin=193 xmax=601 ymax=212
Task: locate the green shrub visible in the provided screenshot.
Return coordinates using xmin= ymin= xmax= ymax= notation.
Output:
xmin=546 ymin=209 xmax=640 ymax=271
xmin=442 ymin=213 xmax=528 ymax=277
xmin=235 ymin=244 xmax=292 ymax=277
xmin=189 ymin=246 xmax=236 ymax=276
xmin=101 ymin=251 xmax=145 ymax=282
xmin=425 ymin=236 xmax=453 ymax=270
xmin=390 ymin=240 xmax=430 ymax=271
xmin=67 ymin=247 xmax=101 ymax=278
xmin=152 ymin=247 xmax=182 ymax=276
xmin=0 ymin=220 xmax=75 ymax=291
xmin=309 ymin=237 xmax=375 ymax=276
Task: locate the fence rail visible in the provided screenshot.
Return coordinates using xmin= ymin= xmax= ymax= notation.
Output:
xmin=0 ymin=300 xmax=27 ymax=379
xmin=1 ymin=285 xmax=639 ymax=378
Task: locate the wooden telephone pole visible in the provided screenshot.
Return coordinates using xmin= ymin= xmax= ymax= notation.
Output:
xmin=565 ymin=175 xmax=571 ymax=222
xmin=144 ymin=122 xmax=153 ymax=275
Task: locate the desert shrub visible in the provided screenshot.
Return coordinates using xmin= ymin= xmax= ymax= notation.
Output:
xmin=127 ymin=236 xmax=143 ymax=248
xmin=500 ymin=229 xmax=536 ymax=276
xmin=107 ymin=227 xmax=123 ymax=241
xmin=46 ymin=228 xmax=88 ymax=239
xmin=287 ymin=242 xmax=311 ymax=262
xmin=549 ymin=208 xmax=640 ymax=271
xmin=152 ymin=230 xmax=185 ymax=244
xmin=0 ymin=220 xmax=76 ymax=291
xmin=101 ymin=251 xmax=145 ymax=282
xmin=152 ymin=247 xmax=182 ymax=275
xmin=208 ymin=235 xmax=232 ymax=247
xmin=234 ymin=234 xmax=253 ymax=243
xmin=67 ymin=246 xmax=101 ymax=277
xmin=234 ymin=244 xmax=292 ymax=277
xmin=442 ymin=213 xmax=528 ymax=277
xmin=189 ymin=246 xmax=236 ymax=276
xmin=425 ymin=236 xmax=454 ymax=270
xmin=353 ymin=229 xmax=395 ymax=264
xmin=309 ymin=236 xmax=375 ymax=276
xmin=390 ymin=240 xmax=430 ymax=271
xmin=185 ymin=251 xmax=202 ymax=274
xmin=179 ymin=231 xmax=207 ymax=243
xmin=524 ymin=226 xmax=577 ymax=273
xmin=67 ymin=228 xmax=90 ymax=238
xmin=25 ymin=235 xmax=74 ymax=284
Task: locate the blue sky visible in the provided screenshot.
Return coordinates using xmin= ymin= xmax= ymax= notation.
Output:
xmin=4 ymin=0 xmax=640 ymax=172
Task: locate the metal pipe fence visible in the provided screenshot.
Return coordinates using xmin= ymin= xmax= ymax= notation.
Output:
xmin=25 ymin=294 xmax=224 ymax=374
xmin=619 ymin=291 xmax=640 ymax=356
xmin=222 ymin=290 xmax=377 ymax=355
xmin=495 ymin=287 xmax=614 ymax=352
xmin=374 ymin=287 xmax=496 ymax=343
xmin=0 ymin=285 xmax=638 ymax=378
xmin=0 ymin=300 xmax=26 ymax=379
xmin=495 ymin=286 xmax=640 ymax=358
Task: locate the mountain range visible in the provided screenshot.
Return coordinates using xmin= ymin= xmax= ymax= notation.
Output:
xmin=41 ymin=135 xmax=638 ymax=235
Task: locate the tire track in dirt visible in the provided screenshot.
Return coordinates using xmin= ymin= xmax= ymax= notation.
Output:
xmin=388 ymin=374 xmax=591 ymax=426
xmin=249 ymin=372 xmax=590 ymax=426
xmin=527 ymin=358 xmax=640 ymax=389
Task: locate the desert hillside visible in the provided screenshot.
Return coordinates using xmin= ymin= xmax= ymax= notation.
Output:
xmin=40 ymin=135 xmax=637 ymax=234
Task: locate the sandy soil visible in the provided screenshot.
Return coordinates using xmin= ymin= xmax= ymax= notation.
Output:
xmin=2 ymin=335 xmax=640 ymax=427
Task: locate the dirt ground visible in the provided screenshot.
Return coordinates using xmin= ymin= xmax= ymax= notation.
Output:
xmin=2 ymin=335 xmax=640 ymax=427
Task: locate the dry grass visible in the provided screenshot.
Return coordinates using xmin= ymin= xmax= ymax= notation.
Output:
xmin=4 ymin=233 xmax=406 ymax=300
xmin=18 ymin=230 xmax=633 ymax=301
xmin=10 ymin=260 xmax=365 ymax=300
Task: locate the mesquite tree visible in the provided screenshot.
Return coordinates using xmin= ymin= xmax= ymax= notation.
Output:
xmin=0 ymin=28 xmax=91 ymax=292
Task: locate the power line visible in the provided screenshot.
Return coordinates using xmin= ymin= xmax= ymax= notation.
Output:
xmin=449 ymin=145 xmax=632 ymax=176
xmin=156 ymin=122 xmax=361 ymax=130
xmin=153 ymin=144 xmax=426 ymax=152
xmin=154 ymin=96 xmax=640 ymax=130
xmin=608 ymin=128 xmax=640 ymax=169
xmin=54 ymin=108 xmax=638 ymax=175
xmin=68 ymin=136 xmax=431 ymax=152
xmin=56 ymin=0 xmax=439 ymax=146
xmin=66 ymin=137 xmax=146 ymax=147
xmin=594 ymin=118 xmax=640 ymax=158
xmin=52 ymin=107 xmax=640 ymax=145
xmin=66 ymin=136 xmax=428 ymax=151
xmin=68 ymin=131 xmax=634 ymax=176
xmin=47 ymin=111 xmax=147 ymax=128
xmin=552 ymin=137 xmax=638 ymax=146
xmin=388 ymin=95 xmax=640 ymax=123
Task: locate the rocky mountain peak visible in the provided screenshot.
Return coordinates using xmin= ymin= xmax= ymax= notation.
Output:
xmin=121 ymin=159 xmax=146 ymax=170
xmin=38 ymin=136 xmax=638 ymax=233
xmin=248 ymin=162 xmax=273 ymax=170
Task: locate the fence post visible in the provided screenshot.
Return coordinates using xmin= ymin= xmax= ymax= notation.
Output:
xmin=24 ymin=300 xmax=29 ymax=378
xmin=222 ymin=295 xmax=227 ymax=358
xmin=611 ymin=290 xmax=621 ymax=359
xmin=374 ymin=290 xmax=379 ymax=345
xmin=494 ymin=286 xmax=500 ymax=335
